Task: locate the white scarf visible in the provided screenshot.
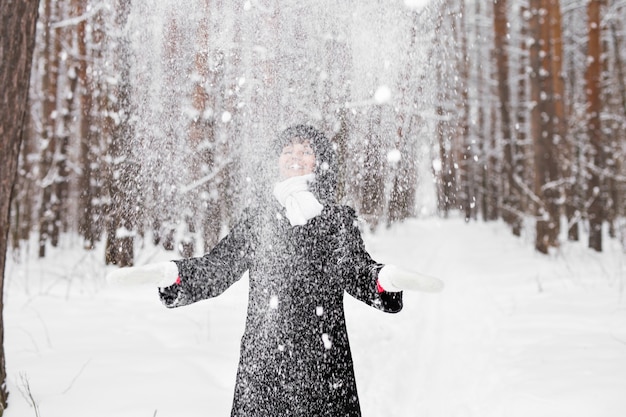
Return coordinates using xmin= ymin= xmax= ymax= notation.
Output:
xmin=273 ymin=174 xmax=324 ymax=226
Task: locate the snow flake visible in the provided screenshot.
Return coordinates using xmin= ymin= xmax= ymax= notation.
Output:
xmin=374 ymin=85 xmax=392 ymax=104
xmin=221 ymin=111 xmax=232 ymax=123
xmin=115 ymin=227 xmax=135 ymax=239
xmin=321 ymin=333 xmax=332 ymax=349
xmin=331 ymin=380 xmax=343 ymax=390
xmin=403 ymin=0 xmax=431 ymax=11
xmin=202 ymin=108 xmax=214 ymax=120
xmin=387 ymin=149 xmax=401 ymax=164
xmin=316 ymin=306 xmax=324 ymax=316
xmin=269 ymin=295 xmax=279 ymax=309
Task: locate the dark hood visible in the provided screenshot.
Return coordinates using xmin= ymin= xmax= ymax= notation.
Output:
xmin=274 ymin=125 xmax=337 ymax=204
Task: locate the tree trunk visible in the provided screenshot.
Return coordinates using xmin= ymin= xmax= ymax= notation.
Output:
xmin=529 ymin=0 xmax=549 ymax=253
xmin=607 ymin=21 xmax=625 ymax=239
xmin=76 ymin=0 xmax=101 ymax=249
xmin=105 ymin=0 xmax=136 ymax=266
xmin=332 ymin=112 xmax=351 ymax=204
xmin=185 ymin=0 xmax=212 ymax=258
xmin=388 ymin=16 xmax=420 ymax=225
xmin=454 ymin=0 xmax=473 ymax=222
xmin=541 ymin=0 xmax=561 ymax=247
xmin=516 ymin=2 xmax=530 ymax=225
xmin=564 ymin=8 xmax=581 ymax=242
xmin=436 ymin=98 xmax=456 ymax=217
xmin=586 ymin=0 xmax=604 ymax=252
xmin=0 ymin=0 xmax=40 ymax=411
xmin=360 ymin=107 xmax=385 ymax=228
xmin=548 ymin=0 xmax=570 ymax=240
xmin=602 ymin=11 xmax=618 ymax=240
xmin=433 ymin=2 xmax=457 ymax=218
xmin=472 ymin=0 xmax=489 ymax=222
xmin=494 ymin=0 xmax=522 ymax=235
xmin=38 ymin=0 xmax=61 ymax=257
xmin=13 ymin=106 xmax=36 ymax=246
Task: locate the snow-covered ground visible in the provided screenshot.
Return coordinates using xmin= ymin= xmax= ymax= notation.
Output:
xmin=4 ymin=216 xmax=626 ymax=417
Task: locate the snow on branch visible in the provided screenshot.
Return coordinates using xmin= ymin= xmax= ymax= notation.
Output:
xmin=50 ymin=4 xmax=108 ymax=30
xmin=179 ymin=160 xmax=232 ymax=194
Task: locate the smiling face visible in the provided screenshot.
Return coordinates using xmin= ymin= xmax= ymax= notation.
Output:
xmin=278 ymin=139 xmax=316 ymax=179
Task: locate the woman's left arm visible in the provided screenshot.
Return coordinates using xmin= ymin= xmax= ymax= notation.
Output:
xmin=337 ymin=207 xmax=403 ymax=314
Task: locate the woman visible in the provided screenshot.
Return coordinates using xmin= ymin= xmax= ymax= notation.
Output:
xmin=109 ymin=125 xmax=443 ymax=417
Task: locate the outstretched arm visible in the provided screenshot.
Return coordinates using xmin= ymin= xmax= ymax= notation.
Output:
xmin=165 ymin=215 xmax=253 ymax=307
xmin=338 ymin=207 xmax=443 ymax=312
xmin=107 ymin=210 xmax=255 ymax=308
xmin=336 ymin=207 xmax=403 ymax=313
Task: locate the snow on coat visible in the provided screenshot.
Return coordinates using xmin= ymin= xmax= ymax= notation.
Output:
xmin=159 ymin=200 xmax=403 ymax=417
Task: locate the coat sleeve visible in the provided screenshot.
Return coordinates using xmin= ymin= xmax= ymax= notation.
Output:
xmin=159 ymin=210 xmax=254 ymax=308
xmin=337 ymin=207 xmax=403 ymax=313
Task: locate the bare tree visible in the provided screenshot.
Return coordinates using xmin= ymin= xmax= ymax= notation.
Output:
xmin=104 ymin=0 xmax=137 ymax=266
xmin=494 ymin=0 xmax=522 ymax=235
xmin=77 ymin=0 xmax=105 ymax=250
xmin=0 ymin=0 xmax=40 ymax=411
xmin=527 ymin=0 xmax=560 ymax=253
xmin=433 ymin=2 xmax=458 ymax=217
xmin=387 ymin=13 xmax=423 ymax=225
xmin=586 ymin=0 xmax=604 ymax=251
xmin=37 ymin=0 xmax=62 ymax=257
xmin=548 ymin=0 xmax=571 ymax=240
xmin=455 ymin=0 xmax=475 ymax=222
xmin=359 ymin=107 xmax=386 ymax=228
xmin=515 ymin=1 xmax=530 ymax=223
xmin=188 ymin=0 xmax=223 ymax=256
xmin=603 ymin=4 xmax=624 ymax=241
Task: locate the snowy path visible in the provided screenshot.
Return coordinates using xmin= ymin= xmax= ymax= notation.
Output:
xmin=359 ymin=218 xmax=626 ymax=417
xmin=5 ymin=218 xmax=626 ymax=417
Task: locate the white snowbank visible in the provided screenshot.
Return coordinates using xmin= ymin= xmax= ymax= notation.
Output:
xmin=4 ymin=217 xmax=626 ymax=417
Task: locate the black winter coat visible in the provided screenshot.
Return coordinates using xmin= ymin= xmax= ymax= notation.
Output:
xmin=160 ymin=201 xmax=403 ymax=417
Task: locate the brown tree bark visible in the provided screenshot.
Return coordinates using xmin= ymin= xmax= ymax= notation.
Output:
xmin=602 ymin=10 xmax=619 ymax=240
xmin=0 ymin=0 xmax=40 ymax=411
xmin=541 ymin=0 xmax=561 ymax=250
xmin=548 ymin=0 xmax=574 ymax=242
xmin=586 ymin=0 xmax=604 ymax=252
xmin=388 ymin=16 xmax=419 ymax=225
xmin=607 ymin=20 xmax=625 ymax=239
xmin=360 ymin=107 xmax=386 ymax=228
xmin=76 ymin=0 xmax=101 ymax=249
xmin=564 ymin=9 xmax=582 ymax=242
xmin=516 ymin=2 xmax=530 ymax=222
xmin=494 ymin=0 xmax=522 ymax=235
xmin=105 ymin=0 xmax=136 ymax=266
xmin=38 ymin=0 xmax=62 ymax=257
xmin=184 ymin=0 xmax=213 ymax=258
xmin=453 ymin=0 xmax=473 ymax=222
xmin=434 ymin=2 xmax=457 ymax=217
xmin=436 ymin=97 xmax=457 ymax=217
xmin=12 ymin=105 xmax=36 ymax=247
xmin=529 ymin=0 xmax=550 ymax=253
xmin=472 ymin=0 xmax=489 ymax=222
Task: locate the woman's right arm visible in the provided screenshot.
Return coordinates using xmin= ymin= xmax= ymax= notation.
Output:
xmin=160 ymin=210 xmax=255 ymax=308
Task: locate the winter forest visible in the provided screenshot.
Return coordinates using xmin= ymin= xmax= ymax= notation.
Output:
xmin=3 ymin=0 xmax=626 ymax=264
xmin=5 ymin=0 xmax=626 ymax=267
xmin=1 ymin=0 xmax=626 ymax=415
